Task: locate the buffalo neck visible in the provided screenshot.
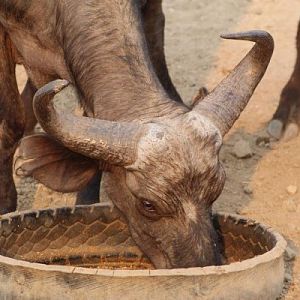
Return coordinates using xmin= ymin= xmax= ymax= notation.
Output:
xmin=58 ymin=0 xmax=187 ymax=122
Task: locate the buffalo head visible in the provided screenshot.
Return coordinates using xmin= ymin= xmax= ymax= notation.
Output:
xmin=17 ymin=31 xmax=273 ymax=269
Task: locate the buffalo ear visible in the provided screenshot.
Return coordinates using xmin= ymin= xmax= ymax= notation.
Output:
xmin=15 ymin=133 xmax=98 ymax=193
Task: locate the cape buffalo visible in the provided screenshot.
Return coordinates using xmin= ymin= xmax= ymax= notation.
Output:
xmin=268 ymin=20 xmax=300 ymax=141
xmin=0 ymin=1 xmax=273 ymax=268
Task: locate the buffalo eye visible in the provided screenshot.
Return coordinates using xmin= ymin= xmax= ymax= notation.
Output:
xmin=137 ymin=199 xmax=170 ymax=220
xmin=137 ymin=199 xmax=161 ymax=220
xmin=142 ymin=199 xmax=156 ymax=213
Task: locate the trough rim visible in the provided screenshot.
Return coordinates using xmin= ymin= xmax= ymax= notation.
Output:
xmin=0 ymin=204 xmax=287 ymax=278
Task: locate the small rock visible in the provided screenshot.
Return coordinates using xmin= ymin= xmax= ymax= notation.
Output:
xmin=232 ymin=140 xmax=253 ymax=159
xmin=243 ymin=185 xmax=253 ymax=195
xmin=254 ymin=9 xmax=262 ymax=15
xmin=286 ymin=185 xmax=298 ymax=195
xmin=283 ymin=199 xmax=297 ymax=212
xmin=256 ymin=136 xmax=270 ymax=148
xmin=284 ymin=273 xmax=292 ymax=282
xmin=285 ymin=246 xmax=299 ymax=261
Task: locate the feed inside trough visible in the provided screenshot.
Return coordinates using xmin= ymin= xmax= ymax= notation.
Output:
xmin=0 ymin=204 xmax=277 ymax=270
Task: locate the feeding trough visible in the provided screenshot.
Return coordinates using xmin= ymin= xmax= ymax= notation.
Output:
xmin=0 ymin=204 xmax=286 ymax=300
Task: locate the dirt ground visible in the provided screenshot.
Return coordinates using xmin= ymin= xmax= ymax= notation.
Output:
xmin=14 ymin=0 xmax=299 ymax=298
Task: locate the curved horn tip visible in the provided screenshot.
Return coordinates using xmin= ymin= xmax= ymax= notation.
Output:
xmin=220 ymin=30 xmax=274 ymax=48
xmin=35 ymin=79 xmax=70 ymax=99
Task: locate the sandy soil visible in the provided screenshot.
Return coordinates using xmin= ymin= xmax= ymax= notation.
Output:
xmin=14 ymin=0 xmax=299 ymax=298
xmin=176 ymin=0 xmax=300 ymax=298
xmin=199 ymin=1 xmax=300 ymax=298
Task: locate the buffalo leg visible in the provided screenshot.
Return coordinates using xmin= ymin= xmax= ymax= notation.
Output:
xmin=22 ymin=79 xmax=37 ymax=135
xmin=142 ymin=0 xmax=182 ymax=102
xmin=0 ymin=26 xmax=25 ymax=214
xmin=268 ymin=20 xmax=300 ymax=140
